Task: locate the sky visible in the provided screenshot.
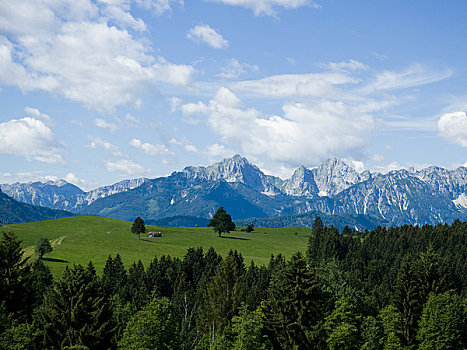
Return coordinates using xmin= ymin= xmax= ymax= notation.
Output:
xmin=1 ymin=0 xmax=467 ymax=190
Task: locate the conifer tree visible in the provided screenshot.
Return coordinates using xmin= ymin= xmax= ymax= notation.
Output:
xmin=35 ymin=264 xmax=113 ymax=349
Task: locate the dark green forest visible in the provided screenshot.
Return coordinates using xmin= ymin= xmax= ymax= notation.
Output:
xmin=1 ymin=219 xmax=466 ymax=349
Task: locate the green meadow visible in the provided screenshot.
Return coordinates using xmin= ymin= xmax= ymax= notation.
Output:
xmin=2 ymin=216 xmax=311 ymax=276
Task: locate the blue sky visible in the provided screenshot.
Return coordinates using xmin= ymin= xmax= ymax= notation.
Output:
xmin=1 ymin=0 xmax=467 ymax=190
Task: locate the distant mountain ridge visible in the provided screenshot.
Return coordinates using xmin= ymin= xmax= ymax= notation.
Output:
xmin=0 ymin=189 xmax=73 ymax=224
xmin=2 ymin=155 xmax=467 ymax=227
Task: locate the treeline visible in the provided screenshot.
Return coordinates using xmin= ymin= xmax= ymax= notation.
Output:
xmin=1 ymin=219 xmax=467 ymax=349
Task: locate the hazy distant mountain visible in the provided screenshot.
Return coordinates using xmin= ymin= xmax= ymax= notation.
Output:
xmin=2 ymin=155 xmax=467 ymax=227
xmin=1 ymin=178 xmax=148 ymax=211
xmin=0 ymin=189 xmax=73 ymax=225
xmin=0 ymin=180 xmax=84 ymax=209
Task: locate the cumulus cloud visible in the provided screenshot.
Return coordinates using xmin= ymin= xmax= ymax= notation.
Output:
xmin=183 ymin=87 xmax=374 ymax=166
xmin=94 ymin=118 xmax=119 ymax=132
xmin=135 ymin=0 xmax=184 ymax=16
xmin=24 ymin=107 xmax=52 ymax=124
xmin=187 ymin=24 xmax=228 ymax=49
xmin=64 ymin=172 xmax=94 ymax=191
xmin=208 ymin=0 xmax=319 ymax=16
xmin=105 ymin=159 xmax=146 ymax=175
xmin=129 ymin=138 xmax=173 ymax=157
xmin=0 ymin=117 xmax=65 ymax=164
xmin=0 ymin=1 xmax=193 ymax=112
xmin=125 ymin=114 xmax=141 ymax=128
xmin=217 ymin=58 xmax=259 ymax=79
xmin=87 ymin=136 xmax=122 ymax=156
xmin=438 ymin=111 xmax=467 ymax=147
xmin=205 ymin=143 xmax=235 ymax=159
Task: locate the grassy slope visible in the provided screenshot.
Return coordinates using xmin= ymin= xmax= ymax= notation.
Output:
xmin=2 ymin=216 xmax=310 ymax=277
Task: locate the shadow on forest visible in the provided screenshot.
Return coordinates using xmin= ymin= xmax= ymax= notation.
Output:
xmin=219 ymin=236 xmax=249 ymax=240
xmin=42 ymin=257 xmax=69 ymax=263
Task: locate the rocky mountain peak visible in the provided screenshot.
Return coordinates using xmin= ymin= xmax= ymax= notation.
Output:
xmin=313 ymin=158 xmax=362 ymax=197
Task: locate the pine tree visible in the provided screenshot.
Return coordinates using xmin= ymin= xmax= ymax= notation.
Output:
xmin=417 ymin=291 xmax=466 ymax=350
xmin=265 ymin=252 xmax=328 ymax=349
xmin=34 ymin=264 xmax=114 ymax=349
xmin=0 ymin=232 xmax=31 ymax=319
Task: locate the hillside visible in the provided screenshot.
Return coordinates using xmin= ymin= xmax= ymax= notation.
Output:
xmin=236 ymin=211 xmax=389 ymax=231
xmin=5 ymin=216 xmax=310 ymax=276
xmin=0 ymin=189 xmax=73 ymax=224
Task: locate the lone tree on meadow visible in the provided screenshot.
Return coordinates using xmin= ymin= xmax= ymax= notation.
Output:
xmin=35 ymin=237 xmax=52 ymax=259
xmin=131 ymin=217 xmax=146 ymax=240
xmin=208 ymin=206 xmax=236 ymax=237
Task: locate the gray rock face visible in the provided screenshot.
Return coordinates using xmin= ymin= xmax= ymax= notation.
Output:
xmin=180 ymin=154 xmax=281 ymax=195
xmin=283 ymin=158 xmax=365 ymax=198
xmin=414 ymin=166 xmax=467 ymax=208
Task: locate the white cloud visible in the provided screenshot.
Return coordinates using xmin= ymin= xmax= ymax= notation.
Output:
xmin=0 ymin=117 xmax=65 ymax=164
xmin=205 ymin=143 xmax=235 ymax=159
xmin=135 ymin=0 xmax=184 ymax=16
xmin=184 ymin=87 xmax=374 ymax=166
xmin=0 ymin=1 xmax=193 ymax=112
xmin=87 ymin=136 xmax=122 ymax=156
xmin=24 ymin=107 xmax=52 ymax=124
xmin=363 ymin=64 xmax=452 ymax=93
xmin=372 ymin=161 xmax=404 ymax=174
xmin=217 ymin=58 xmax=259 ymax=79
xmin=95 ymin=118 xmax=119 ymax=132
xmin=105 ymin=159 xmax=146 ymax=175
xmin=319 ymin=59 xmax=369 ymax=72
xmin=187 ymin=24 xmax=228 ymax=49
xmin=230 ymin=72 xmax=358 ymax=98
xmin=438 ymin=111 xmax=467 ymax=147
xmin=125 ymin=114 xmax=141 ymax=128
xmin=350 ymin=160 xmax=365 ymax=173
xmin=185 ymin=144 xmax=198 ymax=153
xmin=372 ymin=154 xmax=385 ymax=162
xmin=208 ymin=0 xmax=319 ymax=16
xmin=129 ymin=138 xmax=173 ymax=156
xmin=64 ymin=172 xmax=93 ymax=190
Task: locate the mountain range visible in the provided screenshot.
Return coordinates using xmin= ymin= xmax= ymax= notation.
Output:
xmin=0 ymin=189 xmax=73 ymax=225
xmin=2 ymin=155 xmax=467 ymax=228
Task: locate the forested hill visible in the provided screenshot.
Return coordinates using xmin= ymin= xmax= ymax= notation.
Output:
xmin=1 ymin=219 xmax=466 ymax=349
xmin=235 ymin=210 xmax=389 ymax=231
xmin=0 ymin=189 xmax=73 ymax=224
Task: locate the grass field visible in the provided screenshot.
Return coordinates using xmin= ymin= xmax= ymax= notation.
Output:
xmin=2 ymin=216 xmax=311 ymax=277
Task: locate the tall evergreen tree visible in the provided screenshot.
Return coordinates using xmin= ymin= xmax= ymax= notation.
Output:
xmin=0 ymin=232 xmax=31 ymax=320
xmin=265 ymin=252 xmax=328 ymax=349
xmin=34 ymin=264 xmax=114 ymax=349
xmin=417 ymin=291 xmax=466 ymax=350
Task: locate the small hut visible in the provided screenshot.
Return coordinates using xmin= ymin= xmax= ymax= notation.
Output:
xmin=148 ymin=231 xmax=162 ymax=237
